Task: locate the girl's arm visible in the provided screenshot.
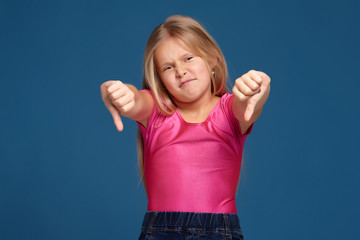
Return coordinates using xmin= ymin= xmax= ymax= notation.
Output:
xmin=100 ymin=80 xmax=153 ymax=131
xmin=232 ymin=70 xmax=271 ymax=135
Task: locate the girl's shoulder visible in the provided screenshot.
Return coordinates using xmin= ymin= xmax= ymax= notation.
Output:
xmin=219 ymin=92 xmax=235 ymax=113
xmin=137 ymin=89 xmax=166 ymax=131
xmin=218 ymin=92 xmax=254 ymax=136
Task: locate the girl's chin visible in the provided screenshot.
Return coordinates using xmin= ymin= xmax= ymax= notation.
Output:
xmin=173 ymin=94 xmax=203 ymax=105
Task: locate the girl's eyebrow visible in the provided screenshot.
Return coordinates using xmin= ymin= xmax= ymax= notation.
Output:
xmin=160 ymin=53 xmax=193 ymax=68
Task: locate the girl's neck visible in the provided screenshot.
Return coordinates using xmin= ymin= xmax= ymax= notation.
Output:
xmin=175 ymin=94 xmax=220 ymax=123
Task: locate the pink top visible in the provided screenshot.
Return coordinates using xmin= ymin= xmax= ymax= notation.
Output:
xmin=137 ymin=90 xmax=254 ymax=213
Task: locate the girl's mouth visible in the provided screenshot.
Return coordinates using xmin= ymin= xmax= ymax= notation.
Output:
xmin=179 ymin=79 xmax=195 ymax=88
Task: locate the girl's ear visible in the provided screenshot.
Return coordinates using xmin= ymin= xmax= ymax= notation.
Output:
xmin=207 ymin=55 xmax=218 ymax=69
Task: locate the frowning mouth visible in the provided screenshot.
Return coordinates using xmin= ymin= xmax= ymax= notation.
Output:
xmin=179 ymin=79 xmax=195 ymax=88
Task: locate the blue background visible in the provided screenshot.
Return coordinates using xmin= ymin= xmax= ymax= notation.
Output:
xmin=1 ymin=0 xmax=359 ymax=239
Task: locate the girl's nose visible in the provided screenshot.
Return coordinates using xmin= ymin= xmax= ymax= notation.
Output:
xmin=175 ymin=64 xmax=187 ymax=77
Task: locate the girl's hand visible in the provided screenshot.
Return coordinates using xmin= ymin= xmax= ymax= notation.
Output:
xmin=232 ymin=70 xmax=271 ymax=122
xmin=100 ymin=80 xmax=135 ymax=132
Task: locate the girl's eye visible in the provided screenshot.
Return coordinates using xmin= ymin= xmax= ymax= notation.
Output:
xmin=164 ymin=66 xmax=172 ymax=71
xmin=186 ymin=56 xmax=194 ymax=61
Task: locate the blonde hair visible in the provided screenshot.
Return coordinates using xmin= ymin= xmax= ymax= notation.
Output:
xmin=137 ymin=15 xmax=229 ymax=191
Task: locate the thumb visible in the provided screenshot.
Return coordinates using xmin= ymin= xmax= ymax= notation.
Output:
xmin=100 ymin=85 xmax=124 ymax=132
xmin=244 ymin=104 xmax=254 ymax=122
xmin=108 ymin=103 xmax=124 ymax=132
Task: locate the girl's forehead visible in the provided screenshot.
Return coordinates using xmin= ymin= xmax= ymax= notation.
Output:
xmin=154 ymin=37 xmax=197 ymax=63
xmin=156 ymin=38 xmax=192 ymax=54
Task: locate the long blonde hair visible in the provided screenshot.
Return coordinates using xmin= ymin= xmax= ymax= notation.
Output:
xmin=137 ymin=15 xmax=229 ymax=191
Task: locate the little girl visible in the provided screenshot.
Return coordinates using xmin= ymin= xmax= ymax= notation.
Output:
xmin=101 ymin=15 xmax=270 ymax=240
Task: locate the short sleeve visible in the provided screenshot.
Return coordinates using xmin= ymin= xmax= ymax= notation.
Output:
xmin=224 ymin=93 xmax=254 ymax=136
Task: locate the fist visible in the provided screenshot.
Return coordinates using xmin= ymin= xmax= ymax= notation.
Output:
xmin=232 ymin=69 xmax=271 ymax=121
xmin=102 ymin=80 xmax=135 ymax=113
xmin=100 ymin=80 xmax=135 ymax=131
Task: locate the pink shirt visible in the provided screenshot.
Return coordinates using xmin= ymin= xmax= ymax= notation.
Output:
xmin=137 ymin=90 xmax=253 ymax=213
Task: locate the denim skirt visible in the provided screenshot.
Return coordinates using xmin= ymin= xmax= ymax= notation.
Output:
xmin=138 ymin=211 xmax=244 ymax=240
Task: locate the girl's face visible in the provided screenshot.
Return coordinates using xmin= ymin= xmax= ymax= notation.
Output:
xmin=154 ymin=37 xmax=212 ymax=105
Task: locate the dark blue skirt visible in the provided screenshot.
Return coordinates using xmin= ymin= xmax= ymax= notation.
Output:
xmin=138 ymin=211 xmax=244 ymax=240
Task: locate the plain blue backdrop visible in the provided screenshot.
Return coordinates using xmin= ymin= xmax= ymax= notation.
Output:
xmin=1 ymin=0 xmax=359 ymax=239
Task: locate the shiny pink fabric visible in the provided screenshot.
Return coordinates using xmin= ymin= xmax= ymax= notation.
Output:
xmin=137 ymin=90 xmax=253 ymax=213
